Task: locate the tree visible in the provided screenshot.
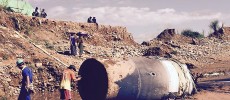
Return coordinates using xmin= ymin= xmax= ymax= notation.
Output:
xmin=181 ymin=29 xmax=204 ymax=38
xmin=209 ymin=20 xmax=220 ymax=33
xmin=208 ymin=20 xmax=224 ymax=38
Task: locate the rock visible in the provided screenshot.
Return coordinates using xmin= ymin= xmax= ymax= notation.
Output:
xmin=5 ymin=78 xmax=11 ymax=82
xmin=0 ymin=88 xmax=5 ymax=96
xmin=35 ymin=63 xmax=43 ymax=67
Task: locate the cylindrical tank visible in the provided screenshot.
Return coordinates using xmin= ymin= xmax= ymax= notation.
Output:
xmin=77 ymin=57 xmax=196 ymax=100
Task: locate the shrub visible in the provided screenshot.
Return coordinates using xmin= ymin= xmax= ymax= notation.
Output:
xmin=2 ymin=54 xmax=9 ymax=60
xmin=171 ymin=51 xmax=178 ymax=55
xmin=0 ymin=5 xmax=3 ymax=11
xmin=4 ymin=7 xmax=13 ymax=12
xmin=0 ymin=96 xmax=7 ymax=100
xmin=24 ymin=27 xmax=32 ymax=35
xmin=45 ymin=41 xmax=54 ymax=50
xmin=209 ymin=20 xmax=220 ymax=33
xmin=181 ymin=29 xmax=204 ymax=38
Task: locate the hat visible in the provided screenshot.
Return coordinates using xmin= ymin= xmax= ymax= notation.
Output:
xmin=68 ymin=65 xmax=76 ymax=72
xmin=16 ymin=59 xmax=24 ymax=65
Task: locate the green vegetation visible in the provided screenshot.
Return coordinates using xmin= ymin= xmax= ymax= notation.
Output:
xmin=2 ymin=54 xmax=8 ymax=60
xmin=209 ymin=20 xmax=220 ymax=33
xmin=4 ymin=6 xmax=13 ymax=12
xmin=45 ymin=41 xmax=54 ymax=50
xmin=0 ymin=5 xmax=3 ymax=11
xmin=0 ymin=0 xmax=34 ymax=15
xmin=0 ymin=0 xmax=13 ymax=12
xmin=0 ymin=96 xmax=7 ymax=100
xmin=171 ymin=51 xmax=178 ymax=55
xmin=24 ymin=27 xmax=32 ymax=35
xmin=181 ymin=29 xmax=204 ymax=38
xmin=208 ymin=20 xmax=224 ymax=38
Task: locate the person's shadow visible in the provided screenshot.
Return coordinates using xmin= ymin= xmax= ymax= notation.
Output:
xmin=57 ymin=50 xmax=72 ymax=56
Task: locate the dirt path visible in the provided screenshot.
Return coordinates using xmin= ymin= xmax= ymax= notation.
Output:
xmin=193 ymin=76 xmax=230 ymax=100
xmin=193 ymin=91 xmax=230 ymax=100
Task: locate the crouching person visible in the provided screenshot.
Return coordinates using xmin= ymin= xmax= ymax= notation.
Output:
xmin=60 ymin=65 xmax=81 ymax=100
xmin=16 ymin=59 xmax=34 ymax=100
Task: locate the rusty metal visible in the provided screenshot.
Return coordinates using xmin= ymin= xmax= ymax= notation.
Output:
xmin=78 ymin=57 xmax=196 ymax=100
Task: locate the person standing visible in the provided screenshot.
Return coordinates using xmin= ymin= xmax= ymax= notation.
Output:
xmin=77 ymin=36 xmax=84 ymax=57
xmin=69 ymin=33 xmax=77 ymax=56
xmin=92 ymin=17 xmax=98 ymax=29
xmin=16 ymin=59 xmax=34 ymax=100
xmin=60 ymin=65 xmax=81 ymax=100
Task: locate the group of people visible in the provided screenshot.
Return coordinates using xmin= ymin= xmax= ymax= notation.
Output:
xmin=16 ymin=59 xmax=81 ymax=100
xmin=32 ymin=7 xmax=47 ymax=18
xmin=87 ymin=16 xmax=97 ymax=23
xmin=69 ymin=32 xmax=86 ymax=57
xmin=16 ymin=31 xmax=88 ymax=100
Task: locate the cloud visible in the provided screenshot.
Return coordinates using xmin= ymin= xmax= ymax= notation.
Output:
xmin=47 ymin=6 xmax=68 ymax=19
xmin=69 ymin=7 xmax=222 ymax=25
xmin=47 ymin=6 xmax=229 ymax=42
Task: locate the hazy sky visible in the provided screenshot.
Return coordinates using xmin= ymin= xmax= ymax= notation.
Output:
xmin=26 ymin=0 xmax=230 ymax=43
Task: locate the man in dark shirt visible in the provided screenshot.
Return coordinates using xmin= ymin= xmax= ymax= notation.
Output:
xmin=87 ymin=16 xmax=92 ymax=23
xmin=92 ymin=17 xmax=97 ymax=23
xmin=92 ymin=17 xmax=98 ymax=29
xmin=77 ymin=35 xmax=84 ymax=57
xmin=32 ymin=7 xmax=39 ymax=17
xmin=16 ymin=59 xmax=34 ymax=100
xmin=40 ymin=9 xmax=47 ymax=18
xmin=70 ymin=33 xmax=77 ymax=55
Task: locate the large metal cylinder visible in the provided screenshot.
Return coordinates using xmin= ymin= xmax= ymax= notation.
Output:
xmin=77 ymin=57 xmax=196 ymax=100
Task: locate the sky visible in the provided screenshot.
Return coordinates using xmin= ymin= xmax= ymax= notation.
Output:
xmin=26 ymin=0 xmax=230 ymax=43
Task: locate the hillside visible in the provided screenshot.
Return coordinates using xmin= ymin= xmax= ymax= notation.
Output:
xmin=0 ymin=7 xmax=143 ymax=99
xmin=0 ymin=8 xmax=230 ymax=100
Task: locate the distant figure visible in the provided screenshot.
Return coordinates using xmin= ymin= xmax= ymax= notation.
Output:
xmin=11 ymin=17 xmax=20 ymax=31
xmin=40 ymin=9 xmax=47 ymax=18
xmin=92 ymin=17 xmax=98 ymax=29
xmin=32 ymin=7 xmax=39 ymax=17
xmin=77 ymin=35 xmax=84 ymax=57
xmin=92 ymin=17 xmax=97 ymax=23
xmin=16 ymin=59 xmax=34 ymax=100
xmin=87 ymin=16 xmax=92 ymax=23
xmin=69 ymin=33 xmax=77 ymax=56
xmin=60 ymin=65 xmax=81 ymax=100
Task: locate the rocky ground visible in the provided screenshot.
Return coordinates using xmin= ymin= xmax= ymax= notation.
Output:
xmin=0 ymin=8 xmax=230 ymax=100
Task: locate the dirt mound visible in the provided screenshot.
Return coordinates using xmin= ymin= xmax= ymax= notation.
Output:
xmin=156 ymin=29 xmax=176 ymax=41
xmin=220 ymin=27 xmax=230 ymax=40
xmin=143 ymin=45 xmax=172 ymax=58
xmin=0 ymin=8 xmax=137 ymax=48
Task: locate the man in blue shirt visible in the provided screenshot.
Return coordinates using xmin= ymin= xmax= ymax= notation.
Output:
xmin=70 ymin=32 xmax=77 ymax=56
xmin=16 ymin=59 xmax=34 ymax=100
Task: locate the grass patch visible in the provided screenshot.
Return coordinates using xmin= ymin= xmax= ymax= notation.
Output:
xmin=24 ymin=27 xmax=33 ymax=36
xmin=2 ymin=54 xmax=9 ymax=60
xmin=0 ymin=96 xmax=7 ymax=100
xmin=45 ymin=41 xmax=54 ymax=50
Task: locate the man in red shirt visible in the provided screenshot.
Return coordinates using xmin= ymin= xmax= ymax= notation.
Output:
xmin=60 ymin=65 xmax=81 ymax=100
